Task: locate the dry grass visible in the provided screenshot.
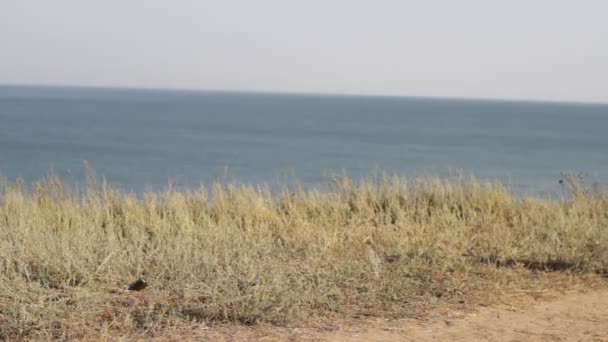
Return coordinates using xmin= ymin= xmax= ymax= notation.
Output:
xmin=0 ymin=173 xmax=607 ymax=340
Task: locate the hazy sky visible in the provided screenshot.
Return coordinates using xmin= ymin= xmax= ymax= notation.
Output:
xmin=2 ymin=1 xmax=607 ymax=102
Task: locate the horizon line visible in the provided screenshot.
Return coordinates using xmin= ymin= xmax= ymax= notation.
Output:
xmin=1 ymin=82 xmax=607 ymax=107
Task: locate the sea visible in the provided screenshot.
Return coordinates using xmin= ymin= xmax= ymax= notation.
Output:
xmin=1 ymin=85 xmax=607 ymax=195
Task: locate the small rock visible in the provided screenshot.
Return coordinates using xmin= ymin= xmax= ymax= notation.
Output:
xmin=128 ymin=278 xmax=147 ymax=291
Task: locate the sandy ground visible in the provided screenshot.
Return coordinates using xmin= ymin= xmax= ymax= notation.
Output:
xmin=192 ymin=288 xmax=608 ymax=341
xmin=323 ymin=289 xmax=608 ymax=342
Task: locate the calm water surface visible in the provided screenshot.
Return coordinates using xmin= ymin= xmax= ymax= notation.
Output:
xmin=1 ymin=86 xmax=607 ymax=194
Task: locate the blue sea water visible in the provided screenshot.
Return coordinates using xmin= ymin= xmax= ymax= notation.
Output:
xmin=1 ymin=85 xmax=607 ymax=194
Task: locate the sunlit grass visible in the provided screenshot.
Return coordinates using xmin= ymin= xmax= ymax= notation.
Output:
xmin=0 ymin=173 xmax=606 ymax=339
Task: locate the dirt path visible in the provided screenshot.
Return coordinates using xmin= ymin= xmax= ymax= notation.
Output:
xmin=322 ymin=289 xmax=608 ymax=342
xmin=186 ymin=288 xmax=608 ymax=341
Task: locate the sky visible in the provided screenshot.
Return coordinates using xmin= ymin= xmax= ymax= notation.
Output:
xmin=1 ymin=1 xmax=607 ymax=103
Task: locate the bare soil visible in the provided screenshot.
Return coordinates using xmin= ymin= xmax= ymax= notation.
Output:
xmin=323 ymin=289 xmax=608 ymax=342
xmin=187 ymin=287 xmax=608 ymax=341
